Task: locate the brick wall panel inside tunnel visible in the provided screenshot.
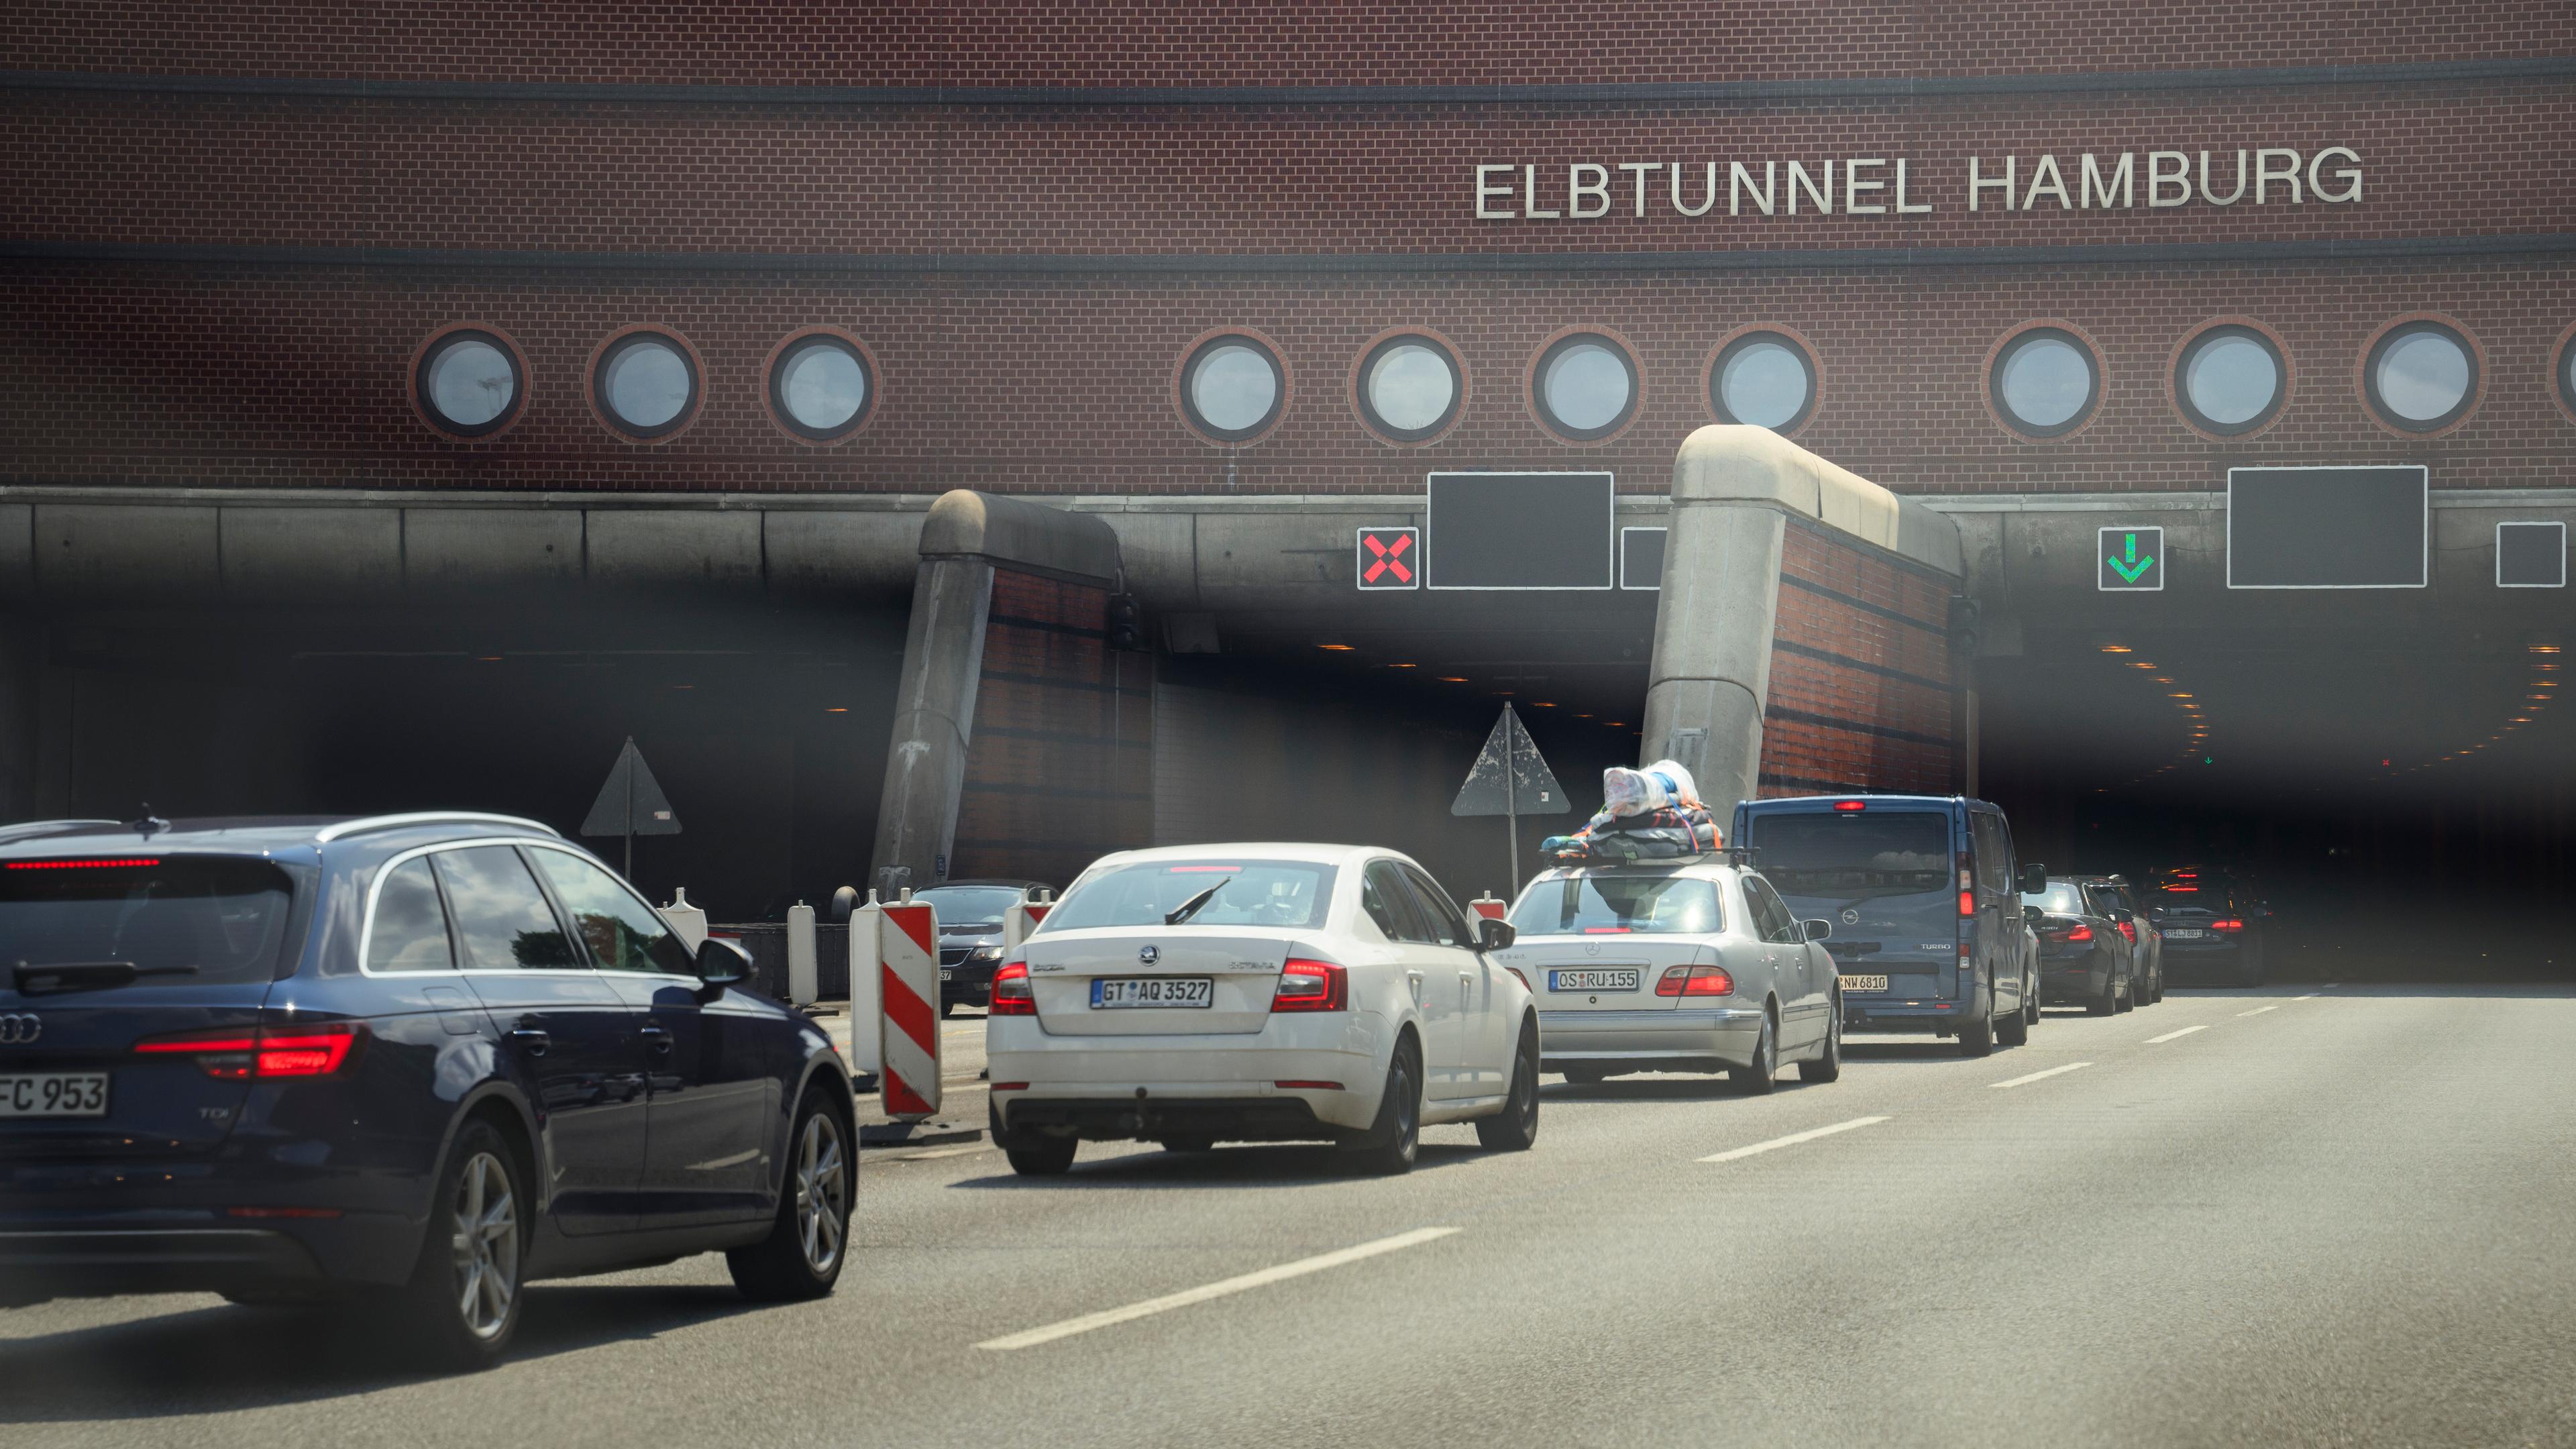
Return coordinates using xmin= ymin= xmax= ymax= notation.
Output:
xmin=1758 ymin=517 xmax=1964 ymax=798
xmin=950 ymin=569 xmax=1153 ymax=888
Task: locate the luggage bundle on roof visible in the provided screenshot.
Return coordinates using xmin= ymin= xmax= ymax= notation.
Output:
xmin=1540 ymin=761 xmax=1724 ymax=864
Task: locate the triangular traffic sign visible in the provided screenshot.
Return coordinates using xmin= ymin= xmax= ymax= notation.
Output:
xmin=1450 ymin=705 xmax=1570 ymax=818
xmin=581 ymin=737 xmax=682 ymax=842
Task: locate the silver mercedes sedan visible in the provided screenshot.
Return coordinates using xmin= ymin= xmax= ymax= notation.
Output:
xmin=1491 ymin=857 xmax=1843 ymax=1093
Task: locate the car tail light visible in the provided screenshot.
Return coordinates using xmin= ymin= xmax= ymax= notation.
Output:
xmin=1503 ymin=967 xmax=1531 ymax=991
xmin=989 ymin=1082 xmax=1029 ymax=1091
xmin=2210 ymin=918 xmax=2245 ymax=933
xmin=5 ymin=857 xmax=162 ymax=871
xmin=988 ymin=958 xmax=1035 ymax=1015
xmin=2115 ymin=920 xmax=2137 ymax=944
xmin=134 ymin=1022 xmax=366 ymax=1079
xmin=2040 ymin=923 xmax=2092 ymax=943
xmin=1271 ymin=959 xmax=1348 ymax=1012
xmin=1273 ymin=1080 xmax=1345 ymax=1091
xmin=1959 ymin=890 xmax=1976 ymax=917
xmin=1833 ymin=800 xmax=1867 ymax=812
xmin=1654 ymin=965 xmax=1733 ymax=997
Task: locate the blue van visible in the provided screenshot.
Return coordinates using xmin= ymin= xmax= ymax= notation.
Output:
xmin=1729 ymin=796 xmax=2045 ymax=1057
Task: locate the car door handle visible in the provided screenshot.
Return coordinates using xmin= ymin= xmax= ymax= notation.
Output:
xmin=509 ymin=1028 xmax=551 ymax=1057
xmin=639 ymin=1022 xmax=673 ymax=1055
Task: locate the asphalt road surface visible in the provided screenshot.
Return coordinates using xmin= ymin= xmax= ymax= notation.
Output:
xmin=7 ymin=982 xmax=2571 ymax=1449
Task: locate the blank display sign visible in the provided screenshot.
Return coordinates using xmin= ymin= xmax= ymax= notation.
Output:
xmin=2227 ymin=466 xmax=2428 ymax=589
xmin=2497 ymin=522 xmax=2567 ymax=588
xmin=1426 ymin=472 xmax=1614 ymax=590
xmin=1620 ymin=527 xmax=1667 ymax=590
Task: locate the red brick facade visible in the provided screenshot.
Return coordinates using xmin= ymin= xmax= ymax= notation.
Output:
xmin=1 ymin=6 xmax=2571 ymax=500
xmin=1760 ymin=519 xmax=1962 ymax=796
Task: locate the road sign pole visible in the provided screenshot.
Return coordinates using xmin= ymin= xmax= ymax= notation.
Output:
xmin=1505 ymin=719 xmax=1520 ymax=891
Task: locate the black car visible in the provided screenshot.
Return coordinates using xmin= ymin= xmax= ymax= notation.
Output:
xmin=2150 ymin=865 xmax=2271 ymax=986
xmin=2021 ymin=877 xmax=2136 ymax=1014
xmin=916 ymin=879 xmax=1051 ymax=1015
xmin=0 ymin=813 xmax=858 ymax=1368
xmin=2085 ymin=873 xmax=2163 ymax=1004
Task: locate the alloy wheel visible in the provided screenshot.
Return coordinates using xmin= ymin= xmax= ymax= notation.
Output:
xmin=449 ymin=1150 xmax=521 ymax=1341
xmin=794 ymin=1109 xmax=849 ymax=1277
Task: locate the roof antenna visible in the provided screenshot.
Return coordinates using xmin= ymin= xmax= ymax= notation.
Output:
xmin=126 ymin=804 xmax=169 ymax=838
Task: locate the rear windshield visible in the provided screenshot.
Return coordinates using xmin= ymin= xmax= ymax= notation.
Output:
xmin=1509 ymin=874 xmax=1723 ymax=936
xmin=2023 ymin=883 xmax=2085 ymax=914
xmin=2 ymin=856 xmax=298 ymax=989
xmin=1741 ymin=810 xmax=1953 ymax=898
xmin=1038 ymin=861 xmax=1337 ymax=932
xmin=917 ymin=886 xmax=1026 ymax=929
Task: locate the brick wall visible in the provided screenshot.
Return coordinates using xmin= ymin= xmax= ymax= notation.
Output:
xmin=1758 ymin=518 xmax=1962 ymax=796
xmin=948 ymin=569 xmax=1152 ymax=886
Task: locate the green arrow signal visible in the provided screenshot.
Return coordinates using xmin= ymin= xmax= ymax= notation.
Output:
xmin=2106 ymin=531 xmax=2156 ymax=583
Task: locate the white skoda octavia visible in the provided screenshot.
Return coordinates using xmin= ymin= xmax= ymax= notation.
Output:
xmin=1494 ymin=855 xmax=1843 ymax=1091
xmin=985 ymin=843 xmax=1538 ymax=1175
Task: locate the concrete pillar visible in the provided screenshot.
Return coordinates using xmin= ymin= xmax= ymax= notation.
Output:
xmin=1644 ymin=426 xmax=1964 ymax=811
xmin=867 ymin=491 xmax=1122 ymax=894
xmin=0 ymin=613 xmax=36 ymax=824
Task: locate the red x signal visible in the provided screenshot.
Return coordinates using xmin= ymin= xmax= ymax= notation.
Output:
xmin=1362 ymin=531 xmax=1414 ymax=585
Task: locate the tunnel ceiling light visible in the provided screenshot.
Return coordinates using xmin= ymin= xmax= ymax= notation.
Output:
xmin=477 ymin=655 xmax=503 ymax=662
xmin=1436 ymin=676 xmax=1468 ymax=683
xmin=2099 ymin=644 xmax=2132 ymax=653
xmin=1530 ymin=701 xmax=1556 ymax=708
xmin=1387 ymin=662 xmax=1417 ymax=669
xmin=2532 ymin=644 xmax=2561 ymax=653
xmin=1318 ymin=643 xmax=1355 ymax=651
xmin=825 ymin=707 xmax=848 ymax=714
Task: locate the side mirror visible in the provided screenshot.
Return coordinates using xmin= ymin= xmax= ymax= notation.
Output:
xmin=696 ymin=936 xmax=753 ymax=987
xmin=2023 ymin=904 xmax=2044 ymax=924
xmin=2019 ymin=863 xmax=2048 ymax=896
xmin=1802 ymin=918 xmax=1832 ymax=942
xmin=1477 ymin=917 xmax=1517 ymax=952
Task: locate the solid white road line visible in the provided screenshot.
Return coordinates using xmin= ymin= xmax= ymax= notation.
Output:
xmin=975 ymin=1227 xmax=1461 ymax=1351
xmin=2238 ymin=1004 xmax=2279 ymax=1017
xmin=1990 ymin=1062 xmax=2093 ymax=1089
xmin=1697 ymin=1116 xmax=1891 ymax=1163
xmin=2146 ymin=1024 xmax=2210 ymax=1044
xmin=887 ymin=1144 xmax=988 ymax=1162
xmin=2294 ymin=994 xmax=2318 ymax=1000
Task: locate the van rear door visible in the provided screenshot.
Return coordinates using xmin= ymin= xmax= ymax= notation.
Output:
xmin=1737 ymin=807 xmax=1960 ymax=1002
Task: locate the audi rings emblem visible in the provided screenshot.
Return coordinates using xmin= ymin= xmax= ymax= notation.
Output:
xmin=1137 ymin=945 xmax=1160 ymax=966
xmin=0 ymin=1013 xmax=40 ymax=1046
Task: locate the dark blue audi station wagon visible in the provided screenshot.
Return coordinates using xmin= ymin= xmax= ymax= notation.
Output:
xmin=0 ymin=813 xmax=857 ymax=1368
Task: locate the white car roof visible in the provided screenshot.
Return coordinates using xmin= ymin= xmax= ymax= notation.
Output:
xmin=1081 ymin=843 xmax=1403 ymax=870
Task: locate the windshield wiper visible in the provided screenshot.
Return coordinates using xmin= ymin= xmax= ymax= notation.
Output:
xmin=11 ymin=961 xmax=199 ymax=996
xmin=1163 ymin=882 xmax=1226 ymax=926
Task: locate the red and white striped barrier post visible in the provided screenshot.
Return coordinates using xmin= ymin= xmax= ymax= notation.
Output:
xmin=1001 ymin=894 xmax=1052 ymax=951
xmin=877 ymin=898 xmax=942 ymax=1120
xmin=1468 ymin=892 xmax=1509 ymax=922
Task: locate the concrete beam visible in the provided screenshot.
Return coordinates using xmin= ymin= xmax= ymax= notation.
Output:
xmin=585 ymin=509 xmax=764 ymax=588
xmin=405 ymin=508 xmax=584 ymax=586
xmin=34 ymin=502 xmax=219 ymax=598
xmin=220 ymin=506 xmax=400 ymax=598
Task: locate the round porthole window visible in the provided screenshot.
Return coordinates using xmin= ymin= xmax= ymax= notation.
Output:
xmin=1990 ymin=327 xmax=2100 ymax=439
xmin=767 ymin=333 xmax=873 ymax=442
xmin=2559 ymin=331 xmax=2576 ymax=421
xmin=593 ymin=331 xmax=700 ymax=439
xmin=2176 ymin=325 xmax=2286 ymax=436
xmin=1532 ymin=333 xmax=1638 ymax=442
xmin=1179 ymin=335 xmax=1286 ymax=443
xmin=1355 ymin=335 xmax=1462 ymax=442
xmin=2364 ymin=320 xmax=2477 ymax=433
xmin=1709 ymin=331 xmax=1817 ymax=432
xmin=415 ymin=329 xmax=525 ymax=438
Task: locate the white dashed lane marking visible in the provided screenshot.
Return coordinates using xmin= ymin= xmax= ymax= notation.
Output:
xmin=2238 ymin=1005 xmax=2279 ymax=1017
xmin=975 ymin=1227 xmax=1462 ymax=1351
xmin=1990 ymin=1062 xmax=2093 ymax=1089
xmin=2146 ymin=1024 xmax=2210 ymax=1044
xmin=1698 ymin=1116 xmax=1891 ymax=1163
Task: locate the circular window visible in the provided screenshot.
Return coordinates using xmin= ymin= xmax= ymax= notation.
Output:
xmin=1990 ymin=327 xmax=2100 ymax=439
xmin=1533 ymin=333 xmax=1638 ymax=441
xmin=767 ymin=333 xmax=873 ymax=442
xmin=1179 ymin=335 xmax=1286 ymax=443
xmin=1355 ymin=335 xmax=1462 ymax=442
xmin=2176 ymin=325 xmax=2286 ymax=436
xmin=2364 ymin=321 xmax=2477 ymax=433
xmin=2559 ymin=330 xmax=2576 ymax=421
xmin=593 ymin=331 xmax=700 ymax=439
xmin=1709 ymin=331 xmax=1817 ymax=432
xmin=415 ymin=329 xmax=525 ymax=438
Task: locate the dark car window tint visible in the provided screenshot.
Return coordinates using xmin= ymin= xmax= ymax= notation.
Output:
xmin=0 ymin=856 xmax=294 ymax=987
xmin=1038 ymin=860 xmax=1338 ymax=932
xmin=367 ymin=857 xmax=455 ymax=973
xmin=917 ymin=885 xmax=1026 ymax=930
xmin=433 ymin=847 xmax=576 ymax=970
xmin=1364 ymin=861 xmax=1435 ymax=943
xmin=1973 ymin=814 xmax=2012 ymax=890
xmin=1741 ymin=810 xmax=1951 ymax=897
xmin=1399 ymin=866 xmax=1477 ymax=949
xmin=1746 ymin=877 xmax=1800 ymax=943
xmin=1360 ymin=867 xmax=1407 ymax=938
xmin=531 ymin=849 xmax=696 ymax=975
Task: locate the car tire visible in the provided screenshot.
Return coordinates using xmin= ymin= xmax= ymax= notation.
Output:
xmin=728 ymin=1087 xmax=855 ymax=1302
xmin=2025 ymin=971 xmax=2042 ymax=1026
xmin=2086 ymin=959 xmax=2118 ymax=1016
xmin=1996 ymin=987 xmax=2029 ymax=1046
xmin=1160 ymin=1136 xmax=1216 ymax=1154
xmin=990 ymin=1101 xmax=1079 ymax=1176
xmin=1343 ymin=1037 xmax=1422 ymax=1175
xmin=1799 ymin=1002 xmax=1843 ymax=1083
xmin=938 ymin=996 xmax=956 ymax=1020
xmin=1560 ymin=1064 xmax=1609 ymax=1085
xmin=1957 ymin=1006 xmax=1996 ymax=1057
xmin=392 ymin=1118 xmax=528 ymax=1371
xmin=2115 ymin=974 xmax=2135 ymax=1012
xmin=1476 ymin=1020 xmax=1541 ymax=1151
xmin=1731 ymin=1012 xmax=1780 ymax=1093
